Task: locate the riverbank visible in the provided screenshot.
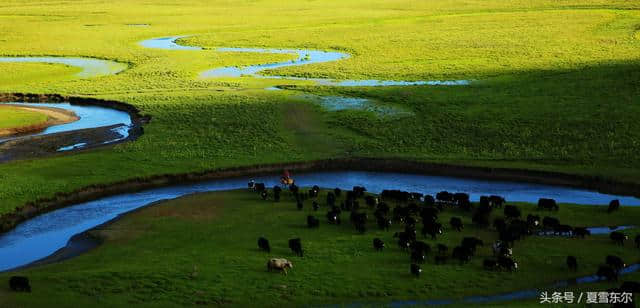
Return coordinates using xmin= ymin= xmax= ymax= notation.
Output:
xmin=4 ymin=169 xmax=637 ymax=272
xmin=2 ymin=15 xmax=639 ymax=241
xmin=0 ymin=93 xmax=150 ymax=125
xmin=0 ymin=93 xmax=151 ymax=163
xmin=7 ymin=195 xmax=636 ymax=274
xmin=2 ymin=2 xmax=640 ymax=306
xmin=0 ymin=56 xmax=128 ymax=78
xmin=1 ymin=189 xmax=637 ymax=307
xmin=2 ymin=198 xmax=171 ymax=273
xmin=0 ymin=104 xmax=78 ymax=137
xmin=0 ymin=106 xmax=47 ymax=132
xmin=2 ymin=157 xmax=640 ymax=235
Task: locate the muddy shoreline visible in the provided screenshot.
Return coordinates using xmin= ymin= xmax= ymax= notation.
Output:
xmin=2 ymin=157 xmax=640 ymax=235
xmin=4 ymin=231 xmax=101 ymax=273
xmin=0 ymin=124 xmax=129 ymax=162
xmin=0 ymin=105 xmax=79 ymax=137
xmin=0 ymin=93 xmax=151 ymax=162
xmin=0 ymin=92 xmax=150 ymax=128
xmin=2 ymin=198 xmax=170 ymax=273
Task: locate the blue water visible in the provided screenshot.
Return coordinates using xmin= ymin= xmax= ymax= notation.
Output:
xmin=57 ymin=143 xmax=87 ymax=152
xmin=0 ymin=57 xmax=127 ymax=78
xmin=309 ymin=95 xmax=413 ymax=117
xmin=201 ymin=47 xmax=348 ymax=77
xmin=201 ymin=47 xmax=470 ymax=87
xmin=139 ymin=36 xmax=470 ymax=87
xmin=138 ymin=35 xmax=201 ymax=50
xmin=0 ymin=170 xmax=638 ymax=272
xmin=0 ymin=102 xmax=132 ymax=144
xmin=138 ymin=35 xmax=467 ymax=116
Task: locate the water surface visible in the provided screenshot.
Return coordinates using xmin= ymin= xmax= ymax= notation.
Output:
xmin=0 ymin=102 xmax=132 ymax=144
xmin=0 ymin=170 xmax=638 ymax=271
xmin=139 ymin=36 xmax=468 ymax=116
xmin=202 ymin=47 xmax=469 ymax=86
xmin=138 ymin=35 xmax=201 ymax=50
xmin=57 ymin=143 xmax=87 ymax=152
xmin=310 ymin=95 xmax=413 ymax=117
xmin=139 ymin=36 xmax=470 ymax=87
xmin=0 ymin=57 xmax=127 ymax=78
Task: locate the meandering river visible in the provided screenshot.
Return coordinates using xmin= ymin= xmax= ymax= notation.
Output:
xmin=0 ymin=170 xmax=638 ymax=272
xmin=0 ymin=57 xmax=126 ymax=78
xmin=0 ymin=102 xmax=133 ymax=150
xmin=1 ymin=37 xmax=638 ymax=305
xmin=139 ymin=35 xmax=469 ymax=87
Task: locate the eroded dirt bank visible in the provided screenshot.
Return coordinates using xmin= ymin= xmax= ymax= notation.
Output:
xmin=0 ymin=105 xmax=79 ymax=137
xmin=0 ymin=93 xmax=150 ymax=163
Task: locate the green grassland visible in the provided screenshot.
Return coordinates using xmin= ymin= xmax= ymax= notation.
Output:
xmin=0 ymin=1 xmax=638 ymax=218
xmin=0 ymin=63 xmax=80 ymax=89
xmin=0 ymin=105 xmax=48 ymax=130
xmin=1 ymin=189 xmax=638 ymax=307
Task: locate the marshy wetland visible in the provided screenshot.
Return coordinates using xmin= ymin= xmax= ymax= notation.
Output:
xmin=1 ymin=0 xmax=639 ymax=307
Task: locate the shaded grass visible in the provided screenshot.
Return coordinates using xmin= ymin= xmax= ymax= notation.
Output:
xmin=0 ymin=0 xmax=637 ymax=218
xmin=1 ymin=189 xmax=639 ymax=307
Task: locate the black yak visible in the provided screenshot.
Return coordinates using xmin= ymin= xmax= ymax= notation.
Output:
xmin=610 ymin=231 xmax=628 ymax=246
xmin=9 ymin=276 xmax=30 ymax=292
xmin=373 ymin=238 xmax=385 ymax=251
xmin=288 ymin=238 xmax=303 ymax=257
xmin=608 ymin=199 xmax=620 ymax=213
xmin=538 ymin=198 xmax=558 ymax=211
xmin=307 ymin=215 xmax=320 ymax=228
xmin=410 ymin=264 xmax=422 ymax=277
xmin=450 ymin=217 xmax=463 ymax=231
xmin=566 ymin=256 xmax=577 ymax=271
xmin=258 ymin=237 xmax=270 ymax=252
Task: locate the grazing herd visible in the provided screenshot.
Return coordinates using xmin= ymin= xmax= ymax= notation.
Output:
xmin=247 ymin=179 xmax=639 ymax=289
xmin=6 ymin=181 xmax=638 ymax=299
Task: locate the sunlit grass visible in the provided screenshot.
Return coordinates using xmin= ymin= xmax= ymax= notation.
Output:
xmin=0 ymin=63 xmax=80 ymax=88
xmin=0 ymin=105 xmax=47 ymax=130
xmin=0 ymin=0 xmax=637 ymax=216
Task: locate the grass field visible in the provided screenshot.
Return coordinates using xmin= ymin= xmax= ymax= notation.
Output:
xmin=0 ymin=63 xmax=80 ymax=88
xmin=0 ymin=0 xmax=638 ymax=215
xmin=1 ymin=189 xmax=638 ymax=307
xmin=1 ymin=2 xmax=640 ymax=305
xmin=0 ymin=105 xmax=48 ymax=130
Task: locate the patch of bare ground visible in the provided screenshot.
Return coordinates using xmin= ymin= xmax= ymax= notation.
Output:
xmin=0 ymin=105 xmax=78 ymax=137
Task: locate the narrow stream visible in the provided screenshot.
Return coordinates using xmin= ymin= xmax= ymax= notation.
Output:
xmin=138 ymin=35 xmax=468 ymax=117
xmin=139 ymin=36 xmax=469 ymax=87
xmin=0 ymin=57 xmax=127 ymax=78
xmin=0 ymin=170 xmax=638 ymax=272
xmin=1 ymin=36 xmax=637 ymax=304
xmin=0 ymin=102 xmax=133 ymax=149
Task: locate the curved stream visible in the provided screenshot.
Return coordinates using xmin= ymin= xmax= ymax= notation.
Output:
xmin=0 ymin=102 xmax=133 ymax=150
xmin=140 ymin=36 xmax=469 ymax=87
xmin=1 ymin=37 xmax=638 ymax=304
xmin=0 ymin=57 xmax=127 ymax=78
xmin=0 ymin=171 xmax=638 ymax=272
xmin=139 ymin=36 xmax=466 ymax=116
